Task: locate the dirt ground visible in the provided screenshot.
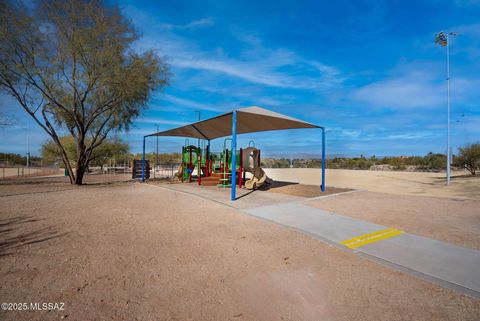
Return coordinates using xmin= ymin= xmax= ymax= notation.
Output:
xmin=1 ymin=167 xmax=61 ymax=179
xmin=1 ymin=178 xmax=479 ymax=321
xmin=265 ymin=180 xmax=351 ymax=198
xmin=306 ymin=191 xmax=480 ymax=250
xmin=0 ymin=174 xmax=132 ymax=197
xmin=264 ymin=168 xmax=480 ymax=200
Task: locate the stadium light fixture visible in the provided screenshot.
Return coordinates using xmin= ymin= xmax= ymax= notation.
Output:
xmin=435 ymin=31 xmax=457 ymax=186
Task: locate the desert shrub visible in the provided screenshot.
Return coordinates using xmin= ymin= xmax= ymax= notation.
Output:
xmin=456 ymin=143 xmax=480 ymax=175
xmin=423 ymin=152 xmax=446 ymax=170
xmin=261 ymin=158 xmax=291 ymax=168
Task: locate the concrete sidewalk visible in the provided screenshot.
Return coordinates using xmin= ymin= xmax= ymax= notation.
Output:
xmin=149 ymin=183 xmax=304 ymax=209
xmin=244 ymin=202 xmax=480 ymax=299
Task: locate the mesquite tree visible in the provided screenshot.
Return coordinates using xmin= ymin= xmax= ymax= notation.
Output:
xmin=457 ymin=143 xmax=480 ymax=175
xmin=41 ymin=135 xmax=130 ymax=167
xmin=0 ymin=0 xmax=168 ymax=184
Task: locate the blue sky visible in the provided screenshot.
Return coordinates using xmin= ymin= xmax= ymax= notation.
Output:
xmin=1 ymin=0 xmax=479 ymax=158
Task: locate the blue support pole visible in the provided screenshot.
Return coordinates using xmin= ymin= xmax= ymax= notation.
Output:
xmin=321 ymin=127 xmax=325 ymax=192
xmin=230 ymin=111 xmax=237 ymax=201
xmin=206 ymin=139 xmax=210 ymax=175
xmin=141 ymin=135 xmax=146 ymax=182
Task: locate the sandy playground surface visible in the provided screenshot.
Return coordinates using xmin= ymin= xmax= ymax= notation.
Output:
xmin=264 ymin=168 xmax=480 ymax=200
xmin=0 ymin=173 xmax=479 ymax=321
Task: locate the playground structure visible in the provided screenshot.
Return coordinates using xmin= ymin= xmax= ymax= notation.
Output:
xmin=179 ymin=138 xmax=271 ymax=190
xmin=141 ymin=106 xmax=325 ymax=201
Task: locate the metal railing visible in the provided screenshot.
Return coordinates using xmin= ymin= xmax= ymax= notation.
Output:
xmin=153 ymin=163 xmax=180 ymax=179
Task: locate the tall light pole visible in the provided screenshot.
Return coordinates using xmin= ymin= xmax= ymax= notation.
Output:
xmin=435 ymin=31 xmax=457 ymax=185
xmin=155 ymin=124 xmax=159 ymax=178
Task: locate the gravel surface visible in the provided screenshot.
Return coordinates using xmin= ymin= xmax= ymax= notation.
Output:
xmin=264 ymin=168 xmax=480 ymax=200
xmin=0 ymin=179 xmax=479 ymax=320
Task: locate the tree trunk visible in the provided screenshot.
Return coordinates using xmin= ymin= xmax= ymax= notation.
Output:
xmin=466 ymin=163 xmax=476 ymax=176
xmin=74 ymin=134 xmax=88 ymax=185
xmin=75 ymin=163 xmax=86 ymax=185
xmin=75 ymin=150 xmax=90 ymax=185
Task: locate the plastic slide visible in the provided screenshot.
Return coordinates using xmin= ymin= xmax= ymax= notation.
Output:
xmin=245 ymin=167 xmax=271 ymax=190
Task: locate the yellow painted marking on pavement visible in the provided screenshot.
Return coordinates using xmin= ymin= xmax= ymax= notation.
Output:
xmin=341 ymin=228 xmax=404 ymax=249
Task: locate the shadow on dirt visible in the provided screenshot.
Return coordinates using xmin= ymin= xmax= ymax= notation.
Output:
xmin=263 ymin=180 xmax=299 ymax=189
xmin=0 ymin=216 xmax=67 ymax=257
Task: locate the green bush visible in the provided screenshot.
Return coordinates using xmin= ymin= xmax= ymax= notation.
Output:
xmin=456 ymin=143 xmax=480 ymax=175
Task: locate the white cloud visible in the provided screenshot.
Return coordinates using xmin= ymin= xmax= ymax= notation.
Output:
xmin=134 ymin=118 xmax=188 ymax=126
xmin=383 ymin=132 xmax=438 ymax=140
xmin=352 ymin=77 xmax=444 ymax=109
xmin=168 ymin=48 xmax=343 ymax=89
xmin=329 ymin=127 xmax=440 ymax=142
xmin=173 ymin=58 xmax=303 ymax=88
xmin=160 ymin=18 xmax=215 ymax=31
xmin=160 ymin=94 xmax=220 ymax=112
xmin=125 ymin=7 xmax=344 ymax=90
xmin=351 ymin=63 xmax=480 ymax=111
xmin=327 ymin=127 xmax=363 ymax=139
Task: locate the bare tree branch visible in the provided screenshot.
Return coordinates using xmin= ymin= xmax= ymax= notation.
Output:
xmin=0 ymin=0 xmax=169 ymax=184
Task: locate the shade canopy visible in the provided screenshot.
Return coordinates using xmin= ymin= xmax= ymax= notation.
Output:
xmin=147 ymin=106 xmax=321 ymax=140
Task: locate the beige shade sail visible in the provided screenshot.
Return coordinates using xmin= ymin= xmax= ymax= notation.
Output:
xmin=147 ymin=106 xmax=321 ymax=140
